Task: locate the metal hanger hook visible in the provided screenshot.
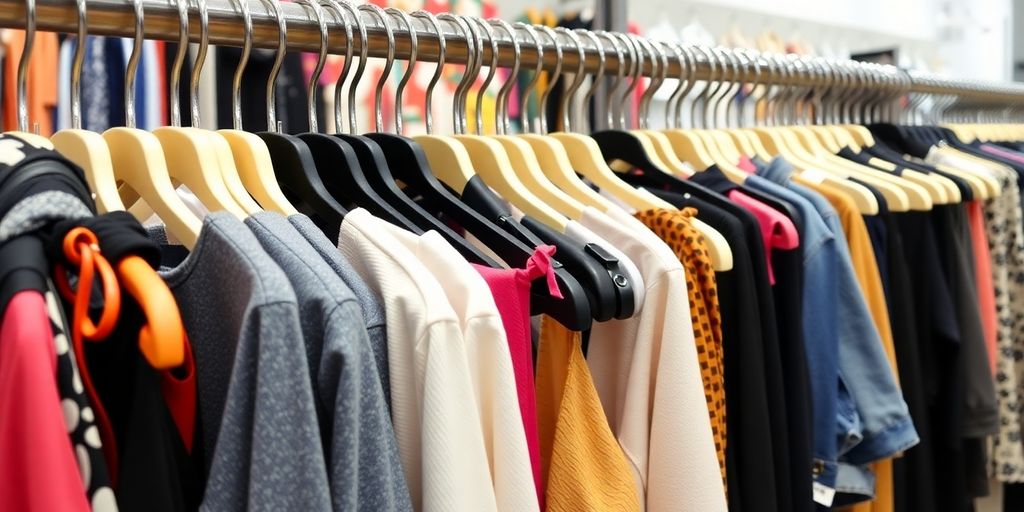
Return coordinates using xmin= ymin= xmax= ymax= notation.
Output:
xmin=229 ymin=0 xmax=252 ymax=130
xmin=387 ymin=7 xmax=417 ymax=135
xmin=358 ymin=3 xmax=394 ymax=133
xmin=16 ymin=0 xmax=36 ymax=132
xmin=471 ymin=17 xmax=499 ymax=136
xmin=346 ymin=2 xmax=372 ymax=133
xmin=577 ymin=29 xmax=606 ymax=132
xmin=670 ymin=43 xmax=698 ymax=129
xmin=535 ymin=25 xmax=563 ymax=135
xmin=124 ymin=0 xmax=145 ymax=129
xmin=436 ymin=13 xmax=476 ymax=135
xmin=595 ymin=30 xmax=624 ymax=130
xmin=317 ymin=0 xmax=348 ymax=133
xmin=70 ymin=0 xmax=87 ymax=130
xmin=296 ymin=0 xmax=328 ymax=133
xmin=614 ymin=33 xmax=641 ymax=130
xmin=637 ymin=38 xmax=668 ymax=129
xmin=168 ymin=0 xmax=189 ymax=128
xmin=188 ymin=0 xmax=209 ymax=128
xmin=491 ymin=19 xmax=521 ymax=135
xmin=556 ymin=26 xmax=586 ymax=133
xmin=515 ymin=22 xmax=543 ymax=134
xmin=412 ymin=10 xmax=445 ymax=135
xmin=259 ymin=0 xmax=286 ymax=132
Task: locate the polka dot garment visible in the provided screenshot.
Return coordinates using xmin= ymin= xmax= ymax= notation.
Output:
xmin=45 ymin=286 xmax=118 ymax=512
xmin=634 ymin=207 xmax=728 ymax=489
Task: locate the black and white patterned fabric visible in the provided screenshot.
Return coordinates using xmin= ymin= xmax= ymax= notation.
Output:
xmin=981 ymin=164 xmax=1024 ymax=481
xmin=45 ymin=284 xmax=119 ymax=511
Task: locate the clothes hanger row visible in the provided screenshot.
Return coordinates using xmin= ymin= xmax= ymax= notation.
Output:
xmin=2 ymin=0 xmax=187 ymax=371
xmin=8 ymin=0 xmax=1024 ymax=330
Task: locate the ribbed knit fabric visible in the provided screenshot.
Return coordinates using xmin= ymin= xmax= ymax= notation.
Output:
xmin=535 ymin=316 xmax=640 ymax=512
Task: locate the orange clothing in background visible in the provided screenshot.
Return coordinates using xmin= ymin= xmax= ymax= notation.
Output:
xmin=633 ymin=207 xmax=728 ymax=488
xmin=810 ymin=181 xmax=897 ymax=512
xmin=2 ymin=30 xmax=58 ymax=135
xmin=967 ymin=200 xmax=998 ymax=375
xmin=535 ymin=316 xmax=640 ymax=512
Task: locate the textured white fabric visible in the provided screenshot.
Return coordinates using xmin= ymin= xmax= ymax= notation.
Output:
xmin=583 ymin=206 xmax=728 ymax=512
xmin=564 ymin=212 xmax=647 ymax=312
xmin=338 ymin=209 xmax=497 ymax=512
xmin=385 ymin=226 xmax=539 ymax=512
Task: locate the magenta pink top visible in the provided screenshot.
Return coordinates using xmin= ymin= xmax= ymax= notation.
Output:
xmin=981 ymin=143 xmax=1024 ymax=165
xmin=0 ymin=290 xmax=89 ymax=511
xmin=728 ymin=189 xmax=800 ymax=284
xmin=737 ymin=155 xmax=758 ymax=174
xmin=473 ymin=245 xmax=561 ymax=511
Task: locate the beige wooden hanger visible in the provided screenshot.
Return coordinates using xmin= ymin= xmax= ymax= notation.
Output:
xmin=151 ymin=0 xmax=248 ymax=219
xmin=51 ymin=0 xmax=124 ymax=213
xmin=217 ymin=0 xmax=295 ymax=215
xmin=830 ymin=58 xmax=956 ymax=204
xmin=554 ymin=29 xmax=732 ymax=271
xmin=629 ymin=37 xmax=700 ymax=176
xmin=748 ymin=54 xmax=881 ymax=214
xmin=103 ymin=0 xmax=201 ymax=248
xmin=423 ymin=14 xmax=571 ymax=230
xmin=509 ymin=28 xmax=627 ymax=213
xmin=487 ymin=21 xmax=588 ymax=219
xmin=647 ymin=42 xmax=719 ymax=170
xmin=401 ymin=13 xmax=479 ymax=195
xmin=671 ymin=45 xmax=748 ymax=181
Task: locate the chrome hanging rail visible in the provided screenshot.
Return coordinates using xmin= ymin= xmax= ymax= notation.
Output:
xmin=2 ymin=0 xmax=1023 ymax=105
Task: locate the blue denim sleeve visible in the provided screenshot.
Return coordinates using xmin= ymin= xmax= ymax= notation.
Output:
xmin=801 ymin=238 xmax=841 ymax=488
xmin=826 ymin=212 xmax=920 ymax=466
xmin=747 ymin=175 xmax=844 ymax=489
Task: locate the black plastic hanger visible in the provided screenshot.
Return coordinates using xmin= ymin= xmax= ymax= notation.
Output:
xmin=367 ymin=9 xmax=594 ymax=328
xmin=328 ymin=3 xmax=498 ymax=266
xmin=254 ymin=0 xmax=346 ymax=239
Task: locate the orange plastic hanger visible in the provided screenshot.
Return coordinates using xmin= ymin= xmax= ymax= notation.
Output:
xmin=57 ymin=226 xmax=186 ymax=370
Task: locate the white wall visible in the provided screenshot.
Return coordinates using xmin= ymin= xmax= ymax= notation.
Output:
xmin=491 ymin=0 xmax=1014 ymax=80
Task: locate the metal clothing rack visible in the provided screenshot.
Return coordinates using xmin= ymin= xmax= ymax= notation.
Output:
xmin=2 ymin=0 xmax=1024 ymax=107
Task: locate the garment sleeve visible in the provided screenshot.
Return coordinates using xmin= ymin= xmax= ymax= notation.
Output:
xmin=201 ymin=302 xmax=332 ymax=512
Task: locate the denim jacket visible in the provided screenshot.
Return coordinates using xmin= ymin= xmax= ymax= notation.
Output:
xmin=757 ymin=159 xmax=920 ymax=497
xmin=745 ymin=173 xmax=840 ymax=489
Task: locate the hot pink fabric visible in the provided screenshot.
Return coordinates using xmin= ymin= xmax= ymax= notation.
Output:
xmin=728 ymin=189 xmax=800 ymax=284
xmin=737 ymin=156 xmax=757 ymax=174
xmin=967 ymin=201 xmax=999 ymax=376
xmin=473 ymin=245 xmax=561 ymax=510
xmin=981 ymin=143 xmax=1024 ymax=166
xmin=0 ymin=290 xmax=89 ymax=511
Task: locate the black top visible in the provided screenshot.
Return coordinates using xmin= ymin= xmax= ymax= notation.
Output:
xmin=49 ymin=213 xmax=202 ymax=512
xmin=649 ymin=189 xmax=783 ymax=512
xmin=624 ymin=167 xmax=808 ymax=512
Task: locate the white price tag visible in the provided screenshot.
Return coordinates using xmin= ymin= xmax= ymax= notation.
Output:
xmin=812 ymin=482 xmax=836 ymax=507
xmin=802 ymin=168 xmax=828 ymax=184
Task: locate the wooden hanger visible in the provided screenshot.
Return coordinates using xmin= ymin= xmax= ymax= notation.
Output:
xmin=51 ymin=0 xmax=124 ymax=213
xmin=574 ymin=34 xmax=732 ymax=270
xmin=103 ymin=0 xmax=202 ymax=248
xmin=791 ymin=125 xmax=929 ymax=211
xmin=486 ymin=22 xmax=590 ymax=219
xmin=450 ymin=18 xmax=570 ymax=231
xmin=152 ymin=0 xmax=247 ymax=219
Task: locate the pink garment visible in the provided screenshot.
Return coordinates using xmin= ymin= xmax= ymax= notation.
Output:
xmin=981 ymin=143 xmax=1024 ymax=166
xmin=727 ymin=189 xmax=800 ymax=284
xmin=737 ymin=156 xmax=757 ymax=174
xmin=473 ymin=245 xmax=561 ymax=510
xmin=0 ymin=290 xmax=90 ymax=511
xmin=967 ymin=201 xmax=999 ymax=376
